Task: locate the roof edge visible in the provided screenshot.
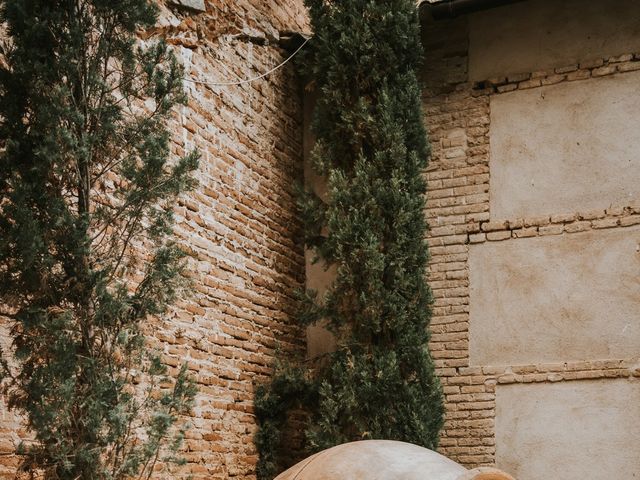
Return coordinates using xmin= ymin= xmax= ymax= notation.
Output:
xmin=419 ymin=0 xmax=527 ymax=20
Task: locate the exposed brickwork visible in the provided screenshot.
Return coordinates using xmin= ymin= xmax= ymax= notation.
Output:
xmin=421 ymin=15 xmax=640 ymax=469
xmin=472 ymin=52 xmax=640 ymax=94
xmin=0 ymin=1 xmax=308 ymax=479
xmin=2 ymin=1 xmax=637 ymax=477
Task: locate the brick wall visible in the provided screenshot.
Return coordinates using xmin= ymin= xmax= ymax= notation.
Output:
xmin=2 ymin=1 xmax=638 ymax=478
xmin=0 ymin=1 xmax=309 ymax=479
xmin=420 ymin=16 xmax=494 ymax=465
xmin=420 ymin=7 xmax=640 ymax=475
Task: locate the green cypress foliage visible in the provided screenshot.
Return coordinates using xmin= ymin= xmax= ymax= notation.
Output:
xmin=255 ymin=0 xmax=444 ymax=478
xmin=0 ymin=1 xmax=199 ymax=478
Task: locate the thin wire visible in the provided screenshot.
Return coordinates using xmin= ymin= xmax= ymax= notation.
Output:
xmin=183 ymin=36 xmax=310 ymax=87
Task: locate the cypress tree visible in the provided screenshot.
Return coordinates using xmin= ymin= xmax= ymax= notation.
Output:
xmin=0 ymin=1 xmax=198 ymax=478
xmin=255 ymin=0 xmax=444 ymax=478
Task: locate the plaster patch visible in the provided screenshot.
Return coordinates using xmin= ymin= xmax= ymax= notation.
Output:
xmin=490 ymin=71 xmax=640 ymax=220
xmin=495 ymin=380 xmax=640 ymax=480
xmin=469 ymin=227 xmax=640 ymax=365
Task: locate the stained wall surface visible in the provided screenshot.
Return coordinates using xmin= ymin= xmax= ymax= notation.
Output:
xmin=490 ymin=72 xmax=640 ymax=219
xmin=495 ymin=380 xmax=640 ymax=480
xmin=469 ymin=227 xmax=640 ymax=365
xmin=419 ymin=0 xmax=640 ymax=476
xmin=0 ymin=1 xmax=309 ymax=479
xmin=468 ymin=0 xmax=640 ymax=81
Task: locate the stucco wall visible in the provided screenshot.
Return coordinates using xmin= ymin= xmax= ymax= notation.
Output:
xmin=490 ymin=71 xmax=640 ymax=219
xmin=301 ymin=90 xmax=338 ymax=360
xmin=495 ymin=380 xmax=640 ymax=480
xmin=419 ymin=0 xmax=640 ymax=475
xmin=469 ymin=227 xmax=640 ymax=366
xmin=468 ymin=0 xmax=640 ymax=81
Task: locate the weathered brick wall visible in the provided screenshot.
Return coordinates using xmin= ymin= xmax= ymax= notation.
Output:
xmin=420 ymin=16 xmax=494 ymax=466
xmin=420 ymin=6 xmax=640 ymax=477
xmin=0 ymin=1 xmax=309 ymax=478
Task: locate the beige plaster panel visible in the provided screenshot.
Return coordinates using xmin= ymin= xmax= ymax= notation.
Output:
xmin=469 ymin=227 xmax=640 ymax=366
xmin=496 ymin=380 xmax=640 ymax=480
xmin=303 ymin=90 xmax=336 ymax=359
xmin=490 ymin=71 xmax=640 ymax=220
xmin=469 ymin=0 xmax=640 ymax=81
xmin=305 ymin=252 xmax=337 ymax=359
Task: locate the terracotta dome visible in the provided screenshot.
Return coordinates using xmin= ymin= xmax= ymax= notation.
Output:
xmin=274 ymin=440 xmax=515 ymax=480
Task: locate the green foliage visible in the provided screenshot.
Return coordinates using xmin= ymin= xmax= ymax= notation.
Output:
xmin=255 ymin=0 xmax=444 ymax=477
xmin=0 ymin=1 xmax=198 ymax=478
xmin=254 ymin=358 xmax=314 ymax=480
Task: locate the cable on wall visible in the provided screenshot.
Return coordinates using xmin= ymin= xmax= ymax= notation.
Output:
xmin=183 ymin=36 xmax=310 ymax=87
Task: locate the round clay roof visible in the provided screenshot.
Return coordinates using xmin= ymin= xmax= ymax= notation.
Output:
xmin=274 ymin=440 xmax=515 ymax=480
